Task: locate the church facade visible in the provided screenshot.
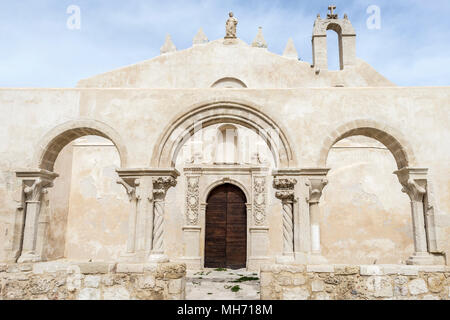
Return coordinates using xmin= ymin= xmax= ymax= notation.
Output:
xmin=0 ymin=8 xmax=449 ymax=285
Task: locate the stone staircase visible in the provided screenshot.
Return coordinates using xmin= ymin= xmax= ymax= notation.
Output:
xmin=185 ymin=268 xmax=260 ymax=300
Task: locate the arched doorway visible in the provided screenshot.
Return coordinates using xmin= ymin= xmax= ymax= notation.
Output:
xmin=205 ymin=184 xmax=247 ymax=269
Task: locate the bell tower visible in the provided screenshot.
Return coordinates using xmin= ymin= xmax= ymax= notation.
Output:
xmin=312 ymin=5 xmax=356 ymax=72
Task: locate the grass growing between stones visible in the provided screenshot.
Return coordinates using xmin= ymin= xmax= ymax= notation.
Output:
xmin=231 ymin=285 xmax=241 ymax=292
xmin=214 ymin=268 xmax=227 ymax=272
xmin=224 ymin=285 xmax=242 ymax=292
xmin=232 ymin=276 xmax=259 ymax=283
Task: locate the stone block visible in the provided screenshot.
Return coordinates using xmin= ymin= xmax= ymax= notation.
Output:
xmin=311 ymin=279 xmax=325 ymax=292
xmin=67 ymin=273 xmax=83 ymax=292
xmin=261 ymin=264 xmax=305 ymax=273
xmin=84 ymin=275 xmax=101 ymax=288
xmin=77 ymin=263 xmax=115 ymax=275
xmin=138 ymin=275 xmax=156 ymax=289
xmin=394 ymin=276 xmax=408 ymax=297
xmin=260 ymin=272 xmax=272 ymax=287
xmin=418 ymin=266 xmax=446 ymax=273
xmin=427 ymin=275 xmax=445 ymax=293
xmin=116 ymin=263 xmax=144 ymax=274
xmin=374 ymin=279 xmax=393 ymax=298
xmin=102 ymin=275 xmax=115 ymax=286
xmin=306 ymin=265 xmax=333 ymax=273
xmin=399 ymin=266 xmax=419 ymax=276
xmin=293 ymin=275 xmax=306 ymax=286
xmin=155 ymin=263 xmax=186 ymax=279
xmin=168 ymin=278 xmax=185 ymax=294
xmin=103 ymin=287 xmax=131 ymax=300
xmin=360 ymin=265 xmax=383 ymax=276
xmin=0 ymin=263 xmax=7 ymax=272
xmin=422 ymin=294 xmax=439 ymax=300
xmin=313 ymin=292 xmax=330 ymax=300
xmin=32 ymin=261 xmax=70 ymax=274
xmin=277 ymin=276 xmax=292 ymax=286
xmin=408 ymin=279 xmax=428 ymax=295
xmin=283 ymin=287 xmax=310 ymax=300
xmin=382 ymin=265 xmax=404 ymax=275
xmin=334 ymin=265 xmax=359 ymax=275
xmin=366 ymin=276 xmax=393 ymax=297
xmin=78 ymin=288 xmax=101 ymax=300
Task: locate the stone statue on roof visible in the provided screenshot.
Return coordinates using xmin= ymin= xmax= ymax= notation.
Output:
xmin=225 ymin=12 xmax=238 ymax=39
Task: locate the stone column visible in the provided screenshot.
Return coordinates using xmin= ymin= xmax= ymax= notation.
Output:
xmin=116 ymin=177 xmax=142 ymax=257
xmin=181 ymin=172 xmax=202 ymax=269
xmin=149 ymin=176 xmax=177 ymax=263
xmin=305 ymin=176 xmax=328 ymax=263
xmin=273 ymin=178 xmax=297 ymax=262
xmin=394 ymin=168 xmax=434 ymax=265
xmin=16 ymin=170 xmax=58 ymax=263
xmin=117 ymin=169 xmax=179 ymax=263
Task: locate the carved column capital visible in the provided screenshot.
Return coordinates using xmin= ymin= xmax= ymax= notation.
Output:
xmin=273 ymin=178 xmax=297 ymax=190
xmin=394 ymin=168 xmax=428 ymax=202
xmin=306 ymin=178 xmax=328 ymax=204
xmin=16 ymin=169 xmax=59 ymax=202
xmin=273 ymin=178 xmax=297 ymax=203
xmin=153 ymin=176 xmax=177 ymax=201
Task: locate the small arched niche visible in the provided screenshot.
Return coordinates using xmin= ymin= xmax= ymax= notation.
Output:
xmin=215 ymin=124 xmax=239 ymax=164
xmin=211 ymin=77 xmax=247 ymax=88
xmin=326 ymin=23 xmax=343 ymax=70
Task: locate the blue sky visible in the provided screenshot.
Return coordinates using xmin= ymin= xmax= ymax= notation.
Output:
xmin=0 ymin=0 xmax=449 ymax=87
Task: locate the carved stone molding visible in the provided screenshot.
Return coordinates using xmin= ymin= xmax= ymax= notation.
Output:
xmin=186 ymin=176 xmax=200 ymax=225
xmin=253 ymin=176 xmax=266 ymax=225
xmin=117 ymin=177 xmax=140 ymax=201
xmin=394 ymin=168 xmax=428 ymax=202
xmin=273 ymin=178 xmax=297 ymax=202
xmin=306 ymin=178 xmax=328 ymax=204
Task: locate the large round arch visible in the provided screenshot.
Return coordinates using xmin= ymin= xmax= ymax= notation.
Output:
xmin=317 ymin=119 xmax=417 ymax=169
xmin=151 ymin=99 xmax=297 ymax=168
xmin=34 ymin=119 xmax=129 ymax=171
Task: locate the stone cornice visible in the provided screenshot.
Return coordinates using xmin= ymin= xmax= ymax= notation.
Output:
xmin=116 ymin=168 xmax=180 ymax=179
xmin=16 ymin=169 xmax=59 ymax=180
xmin=273 ymin=168 xmax=330 ymax=177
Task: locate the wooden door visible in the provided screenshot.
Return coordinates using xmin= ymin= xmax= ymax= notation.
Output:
xmin=205 ymin=184 xmax=247 ymax=269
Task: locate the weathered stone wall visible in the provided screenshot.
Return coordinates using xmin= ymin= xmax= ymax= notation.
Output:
xmin=261 ymin=264 xmax=450 ymax=300
xmin=0 ymin=261 xmax=186 ymax=300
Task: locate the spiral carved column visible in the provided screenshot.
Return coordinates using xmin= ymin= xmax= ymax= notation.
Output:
xmin=274 ymin=178 xmax=297 ymax=258
xmin=149 ymin=176 xmax=177 ymax=261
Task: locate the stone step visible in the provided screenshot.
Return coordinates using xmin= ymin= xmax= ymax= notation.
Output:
xmin=185 ymin=268 xmax=261 ymax=300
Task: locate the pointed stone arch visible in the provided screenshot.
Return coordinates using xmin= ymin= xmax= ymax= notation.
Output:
xmin=317 ymin=119 xmax=417 ymax=169
xmin=151 ymin=99 xmax=297 ymax=169
xmin=34 ymin=119 xmax=129 ymax=172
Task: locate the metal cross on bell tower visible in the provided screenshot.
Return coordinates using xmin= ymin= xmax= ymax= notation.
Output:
xmin=327 ymin=5 xmax=338 ymax=19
